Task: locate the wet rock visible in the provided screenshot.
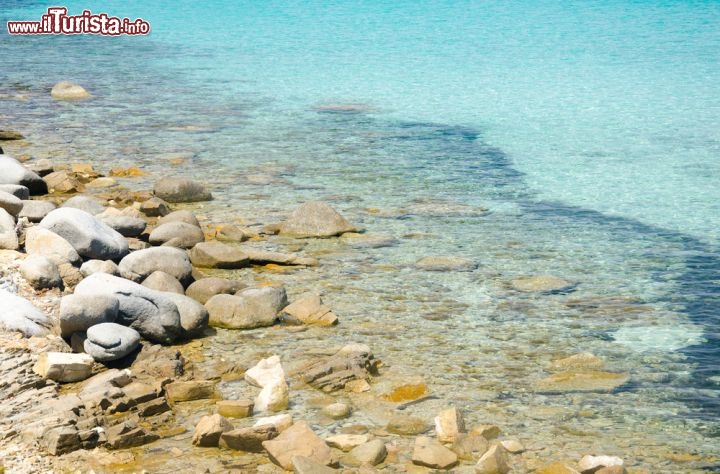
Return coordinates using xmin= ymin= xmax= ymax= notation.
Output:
xmin=101 ymin=215 xmax=147 ymax=237
xmin=262 ymin=421 xmax=333 ymax=470
xmin=326 ymin=434 xmax=368 ymax=452
xmin=292 ymin=456 xmax=336 ymax=474
xmin=386 ymin=415 xmax=429 ymax=435
xmin=254 ymin=414 xmax=293 ymax=433
xmin=301 ymin=343 xmax=379 ymax=393
xmin=595 ymin=467 xmax=627 ymax=474
xmin=25 ymin=226 xmax=82 ymax=266
xmin=550 ymin=352 xmax=604 ymax=371
xmin=255 ymin=378 xmax=289 ymax=412
xmin=0 ymin=190 xmax=23 ymax=216
xmin=534 ymin=371 xmax=630 ymax=393
xmin=87 ymin=177 xmax=116 ymax=188
xmin=75 ymin=273 xmax=184 ymax=344
xmin=0 ymin=208 xmax=18 ymax=249
xmin=412 ymin=436 xmax=458 ymax=469
xmin=500 ymin=439 xmax=525 ymax=453
xmin=41 ymin=425 xmax=81 ymax=455
xmin=153 ymin=177 xmax=212 ymax=203
xmin=122 ymin=381 xmax=158 ymax=405
xmin=142 ymin=270 xmax=184 ymax=294
xmin=206 ymin=286 xmax=287 ymax=329
xmin=139 ymin=196 xmax=170 ymax=217
xmin=578 ymin=455 xmax=624 ymax=473
xmin=33 ymin=352 xmax=94 ymax=383
xmin=0 ymin=155 xmax=48 ymax=194
xmin=19 ymin=255 xmax=63 ymax=289
xmin=535 ymin=462 xmax=581 ymax=474
xmin=340 ymin=232 xmax=397 ymax=248
xmin=452 ymin=433 xmax=489 ymax=461
xmin=137 ymin=397 xmax=171 ymax=417
xmin=39 ymin=207 xmax=128 ymax=260
xmin=219 ymin=424 xmax=278 ymax=452
xmin=51 ymin=81 xmax=91 ymax=100
xmin=19 ymin=199 xmax=56 ymax=222
xmin=84 ymin=323 xmax=141 ymax=361
xmin=192 ymin=414 xmax=233 ymax=447
xmin=118 ymin=246 xmax=193 ymax=285
xmin=321 ymin=402 xmax=351 ymax=419
xmin=278 ymin=200 xmax=357 ymax=238
xmin=471 ymin=425 xmax=502 ymax=440
xmin=242 ymin=248 xmax=318 ymax=266
xmin=59 ymin=294 xmax=119 ymax=338
xmin=434 ymin=407 xmax=466 ymax=443
xmin=148 ymin=221 xmax=204 ymax=249
xmin=217 ymin=399 xmax=254 ymax=418
xmin=44 ymin=170 xmax=85 ymax=193
xmin=157 ymin=210 xmax=200 ymax=227
xmin=80 ymin=259 xmax=120 ymax=276
xmin=165 ymin=380 xmax=217 ymax=403
xmin=62 ymin=195 xmax=105 ymax=215
xmin=346 ymin=439 xmax=387 ymax=466
xmin=281 ymin=293 xmax=338 ymax=326
xmin=511 ymin=275 xmax=574 ymax=293
xmin=105 ymin=421 xmax=159 ymax=449
xmin=189 ymin=240 xmax=249 ymax=268
xmin=0 ymin=183 xmax=30 ymax=199
xmin=80 ymin=368 xmax=132 ymax=395
xmin=0 ymin=288 xmax=52 ymax=336
xmin=245 ymin=354 xmax=285 ymax=388
xmin=415 ymin=256 xmax=476 ymax=271
xmin=214 ymin=223 xmax=249 ymax=242
xmin=0 ymin=130 xmax=24 ymax=140
xmin=186 ymin=277 xmax=244 ymax=304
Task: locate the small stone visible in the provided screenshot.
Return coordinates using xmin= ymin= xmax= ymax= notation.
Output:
xmin=33 ymin=352 xmax=94 ymax=383
xmin=578 ymin=455 xmax=624 ymax=474
xmin=19 ymin=255 xmax=63 ymax=289
xmin=475 ymin=444 xmax=510 ymax=474
xmin=254 ymin=414 xmax=293 ymax=433
xmin=415 ymin=256 xmax=476 ymax=271
xmin=62 ymin=195 xmax=105 ymax=215
xmin=511 ymin=275 xmax=574 ymax=293
xmin=535 ymin=462 xmax=581 ymax=474
xmin=87 ymin=177 xmax=116 ymax=188
xmin=44 ymin=170 xmax=85 ymax=193
xmin=25 ymin=226 xmax=82 ymax=266
xmin=434 ymin=407 xmax=466 ymax=443
xmin=347 ymin=439 xmax=387 ymax=466
xmin=219 ymin=424 xmax=278 ymax=452
xmin=214 ymin=223 xmax=249 ymax=242
xmin=0 ymin=190 xmax=23 ymax=216
xmin=387 ymin=415 xmax=429 ymax=436
xmin=411 ymin=436 xmax=458 ymax=470
xmin=217 ymin=399 xmax=254 ymax=418
xmin=80 ymin=259 xmax=120 ymax=276
xmin=0 ymin=208 xmax=18 ymax=250
xmin=262 ymin=421 xmax=333 ymax=470
xmin=0 ymin=130 xmax=24 ymax=140
xmin=321 ymin=402 xmax=351 ymax=419
xmin=245 ymin=354 xmax=285 ymax=388
xmin=192 ymin=414 xmax=234 ymax=447
xmin=139 ymin=197 xmax=170 ymax=217
xmin=500 ymin=439 xmax=525 ymax=453
xmin=452 ymin=433 xmax=489 ymax=461
xmin=165 ymin=380 xmax=217 ymax=403
xmin=325 ymin=434 xmax=369 ymax=452
xmin=255 ymin=378 xmax=289 ymax=412
xmin=51 ymin=81 xmax=91 ymax=100
xmin=149 ymin=221 xmax=204 ymax=249
xmin=596 ymin=467 xmax=627 ymax=474
xmin=281 ymin=293 xmax=339 ymax=326
xmin=186 ymin=277 xmax=244 ymax=304
xmin=291 ymin=456 xmax=336 ymax=474
xmin=19 ymin=199 xmax=56 ymax=222
xmin=118 ymin=246 xmax=193 ymax=285
xmin=0 ymin=184 xmax=30 ymax=199
xmin=206 ymin=286 xmax=287 ymax=329
xmin=158 ymin=210 xmax=200 ymax=227
xmin=101 ymin=215 xmax=147 ymax=237
xmin=471 ymin=425 xmax=502 ymax=440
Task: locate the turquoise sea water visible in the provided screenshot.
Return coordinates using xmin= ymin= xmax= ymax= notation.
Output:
xmin=2 ymin=1 xmax=720 ymax=470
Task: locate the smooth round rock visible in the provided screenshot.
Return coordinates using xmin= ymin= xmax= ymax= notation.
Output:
xmin=84 ymin=323 xmax=141 ymax=361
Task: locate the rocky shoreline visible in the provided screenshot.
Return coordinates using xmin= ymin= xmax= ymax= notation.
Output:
xmin=1 ymin=114 xmax=636 ymax=474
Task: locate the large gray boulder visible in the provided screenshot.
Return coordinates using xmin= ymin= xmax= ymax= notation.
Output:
xmin=148 ymin=221 xmax=204 ymax=249
xmin=61 ymin=195 xmax=105 ymax=215
xmin=0 ymin=155 xmax=48 ymax=195
xmin=59 ymin=294 xmax=119 ymax=338
xmin=118 ymin=247 xmax=193 ymax=285
xmin=18 ymin=200 xmax=56 ymax=222
xmin=0 ymin=288 xmax=52 ymax=336
xmin=206 ymin=286 xmax=287 ymax=329
xmin=161 ymin=291 xmax=209 ymax=336
xmin=101 ymin=215 xmax=147 ymax=237
xmin=84 ymin=323 xmax=141 ymax=362
xmin=0 ymin=184 xmax=29 ymax=200
xmin=0 ymin=208 xmax=18 ymax=250
xmin=24 ymin=226 xmax=82 ymax=266
xmin=19 ymin=255 xmax=63 ymax=290
xmin=39 ymin=207 xmax=129 ymax=260
xmin=153 ymin=177 xmax=212 ymax=203
xmin=74 ymin=273 xmax=183 ymax=344
xmin=189 ymin=241 xmax=249 ymax=269
xmin=0 ymin=190 xmax=23 ymax=217
xmin=278 ymin=201 xmax=357 ymax=238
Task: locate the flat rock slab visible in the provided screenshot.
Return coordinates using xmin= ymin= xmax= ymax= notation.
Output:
xmin=33 ymin=352 xmax=94 ymax=383
xmin=262 ymin=421 xmax=332 ymax=470
xmin=165 ymin=380 xmax=217 ymax=403
xmin=219 ymin=424 xmax=278 ymax=452
xmin=412 ymin=436 xmax=458 ymax=469
xmin=534 ymin=371 xmax=630 ymax=393
xmin=189 ymin=241 xmax=249 ymax=268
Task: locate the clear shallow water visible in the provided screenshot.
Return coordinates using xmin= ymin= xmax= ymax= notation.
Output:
xmin=2 ymin=1 xmax=720 ymax=471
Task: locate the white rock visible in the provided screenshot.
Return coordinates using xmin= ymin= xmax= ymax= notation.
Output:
xmin=0 ymin=288 xmax=52 ymax=337
xmin=253 ymin=413 xmax=293 ymax=432
xmin=245 ymin=355 xmax=285 ymax=388
xmin=254 ymin=378 xmax=289 ymax=413
xmin=33 ymin=352 xmax=94 ymax=383
xmin=434 ymin=406 xmax=465 ymax=443
xmin=578 ymin=455 xmax=624 ymax=473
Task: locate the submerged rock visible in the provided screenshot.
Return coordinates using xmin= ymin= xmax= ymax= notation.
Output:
xmin=511 ymin=275 xmax=574 ymax=293
xmin=262 ymin=421 xmax=333 ymax=470
xmin=416 ymin=255 xmax=476 ymax=271
xmin=153 ymin=177 xmax=212 ymax=203
xmin=300 ymin=343 xmax=379 ymax=393
xmin=51 ymin=81 xmax=91 ymax=100
xmin=278 ymin=200 xmax=357 ymax=238
xmin=534 ymin=371 xmax=630 ymax=393
xmin=578 ymin=455 xmax=624 ymax=473
xmin=280 ymin=293 xmax=338 ymax=326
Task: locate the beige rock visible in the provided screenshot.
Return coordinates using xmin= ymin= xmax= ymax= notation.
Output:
xmin=245 ymin=354 xmax=285 ymax=388
xmin=254 ymin=413 xmax=293 ymax=432
xmin=534 ymin=371 xmax=630 ymax=393
xmin=262 ymin=421 xmax=333 ymax=470
xmin=86 ymin=177 xmax=116 ymax=188
xmin=471 ymin=424 xmax=502 ymax=440
xmin=278 ymin=200 xmax=357 ymax=238
xmin=412 ymin=436 xmax=458 ymax=469
xmin=452 ymin=433 xmax=489 ymax=461
xmin=511 ymin=275 xmax=573 ymax=293
xmin=189 ymin=241 xmax=249 ymax=269
xmin=325 ymin=433 xmax=369 ymax=452
xmin=165 ymin=380 xmax=217 ymax=403
xmin=281 ymin=293 xmax=339 ymax=326
xmin=347 ymin=439 xmax=387 ymax=466
xmin=217 ymin=399 xmax=253 ymax=418
xmin=415 ymin=256 xmax=476 ymax=271
xmin=475 ymin=444 xmax=510 ymax=474
xmin=595 ymin=467 xmax=627 ymax=474
xmin=255 ymin=378 xmax=289 ymax=412
xmin=535 ymin=462 xmax=581 ymax=474
xmin=25 ymin=225 xmax=81 ymax=266
xmin=550 ymin=352 xmax=604 ymax=371
xmin=192 ymin=414 xmax=234 ymax=447
xmin=387 ymin=415 xmax=429 ymax=435
xmin=219 ymin=424 xmax=278 ymax=452
xmin=321 ymin=402 xmax=351 ymax=419
xmin=292 ymin=456 xmax=336 ymax=474
xmin=44 ymin=170 xmax=84 ymax=193
xmin=578 ymin=455 xmax=624 ymax=473
xmin=500 ymin=439 xmax=525 ymax=453
xmin=51 ymin=81 xmax=90 ymax=100
xmin=33 ymin=352 xmax=94 ymax=383
xmin=434 ymin=406 xmax=465 ymax=443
